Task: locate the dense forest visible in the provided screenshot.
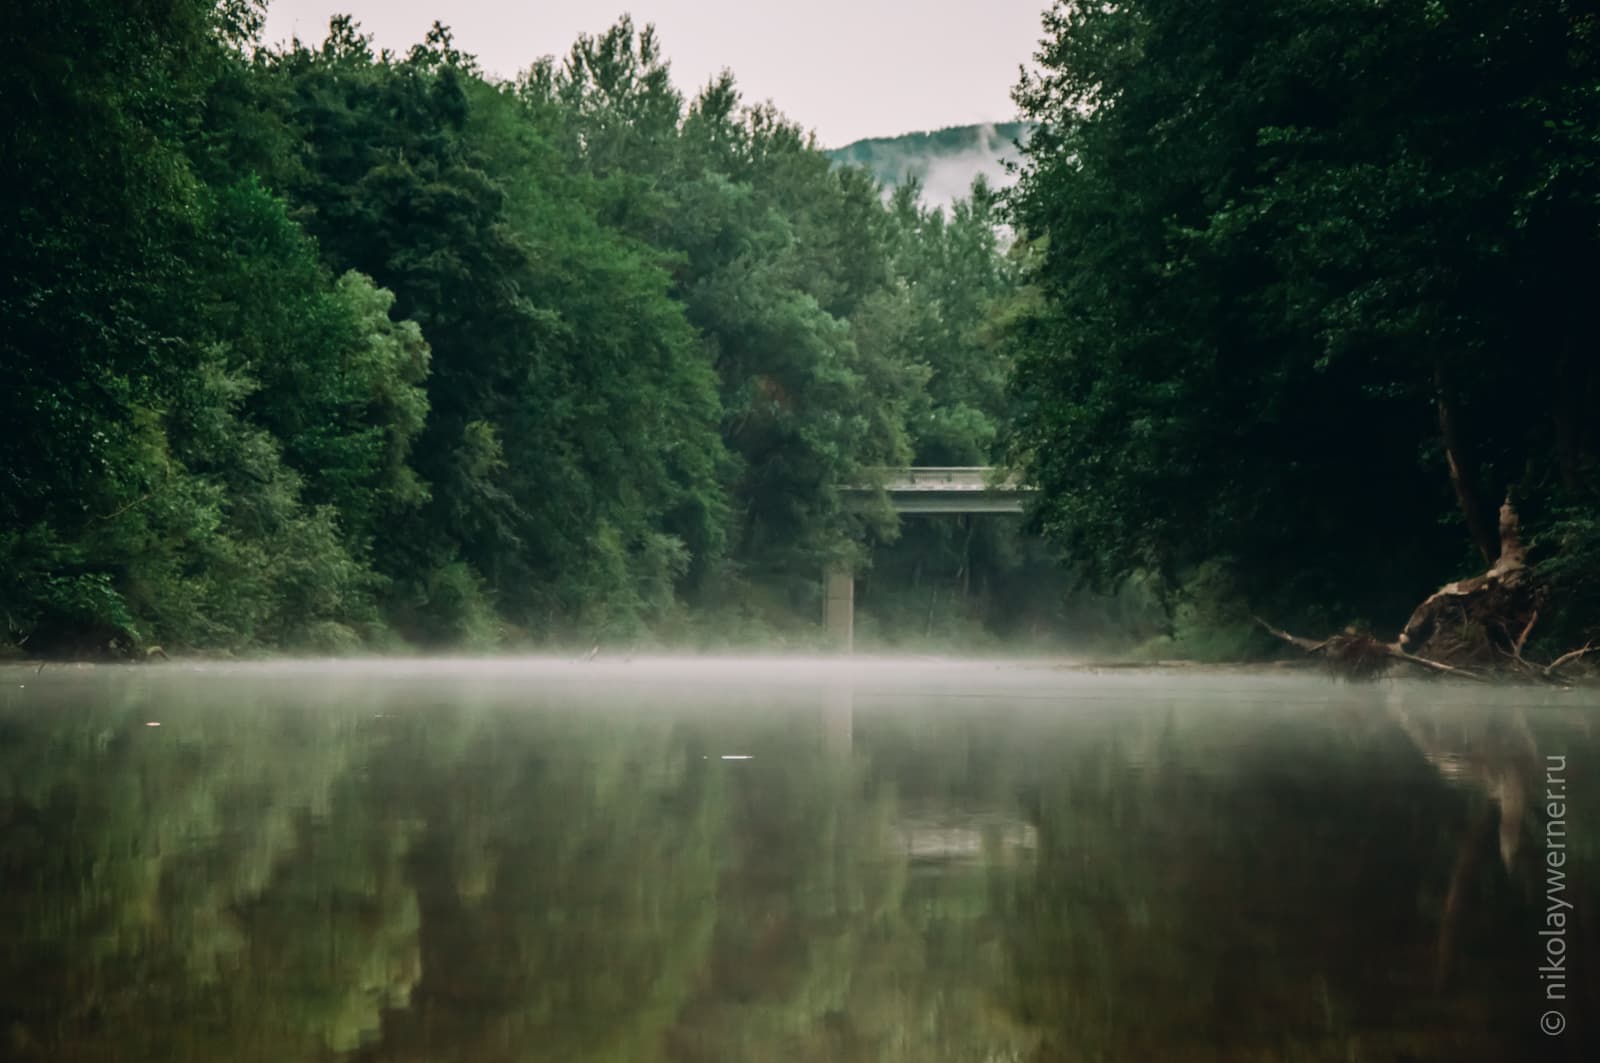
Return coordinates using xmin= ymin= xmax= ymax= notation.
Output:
xmin=2 ymin=1 xmax=1057 ymax=657
xmin=1009 ymin=0 xmax=1600 ymax=665
xmin=3 ymin=0 xmax=1597 ymax=662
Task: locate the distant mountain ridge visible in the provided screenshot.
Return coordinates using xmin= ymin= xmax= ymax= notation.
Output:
xmin=826 ymin=122 xmax=1034 ymax=208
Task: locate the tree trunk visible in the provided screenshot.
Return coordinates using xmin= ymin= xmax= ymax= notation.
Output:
xmin=1435 ymin=363 xmax=1497 ymax=567
xmin=1553 ymin=336 xmax=1587 ymax=495
xmin=1397 ymin=497 xmax=1536 ymax=662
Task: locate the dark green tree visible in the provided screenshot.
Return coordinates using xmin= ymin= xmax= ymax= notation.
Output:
xmin=253 ymin=20 xmax=731 ymax=642
xmin=1008 ymin=0 xmax=1600 ymax=637
xmin=0 ymin=0 xmax=430 ymax=654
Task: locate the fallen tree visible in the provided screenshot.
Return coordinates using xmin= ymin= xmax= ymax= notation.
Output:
xmin=1259 ymin=499 xmax=1596 ymax=682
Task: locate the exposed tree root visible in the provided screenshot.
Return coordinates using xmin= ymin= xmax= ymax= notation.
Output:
xmin=1258 ymin=498 xmax=1593 ymax=682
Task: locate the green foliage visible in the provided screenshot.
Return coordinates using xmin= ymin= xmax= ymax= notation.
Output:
xmin=523 ymin=27 xmax=927 ymax=591
xmin=396 ymin=560 xmax=502 ymax=650
xmin=1531 ymin=507 xmax=1600 ymax=651
xmin=250 ymin=25 xmax=734 ymax=638
xmin=1009 ymin=0 xmax=1600 ymax=637
xmin=2 ymin=5 xmax=1091 ymax=655
xmin=1124 ymin=563 xmax=1271 ymax=663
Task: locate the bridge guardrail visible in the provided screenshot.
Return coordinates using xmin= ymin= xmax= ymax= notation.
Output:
xmin=844 ymin=467 xmax=1029 ymax=492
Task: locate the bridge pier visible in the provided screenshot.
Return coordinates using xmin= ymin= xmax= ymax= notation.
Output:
xmin=823 ymin=563 xmax=854 ymax=652
xmin=824 ymin=469 xmax=1027 ymax=652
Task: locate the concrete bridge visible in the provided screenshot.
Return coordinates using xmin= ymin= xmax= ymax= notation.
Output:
xmin=843 ymin=466 xmax=1027 ymax=514
xmin=826 ymin=467 xmax=1030 ymax=650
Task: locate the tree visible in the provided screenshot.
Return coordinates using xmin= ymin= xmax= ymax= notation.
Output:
xmin=255 ymin=21 xmax=731 ymax=641
xmin=1008 ymin=0 xmax=1600 ymax=638
xmin=0 ymin=0 xmax=424 ymax=654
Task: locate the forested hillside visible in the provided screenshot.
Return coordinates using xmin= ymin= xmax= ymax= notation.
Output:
xmin=1 ymin=2 xmax=1061 ymax=657
xmin=826 ymin=123 xmax=1033 ymax=209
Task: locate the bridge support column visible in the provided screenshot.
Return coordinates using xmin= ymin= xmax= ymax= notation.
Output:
xmin=823 ymin=563 xmax=854 ymax=652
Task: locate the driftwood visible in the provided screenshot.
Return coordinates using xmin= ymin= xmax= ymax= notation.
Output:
xmin=1254 ymin=617 xmax=1489 ymax=681
xmin=1260 ymin=497 xmax=1592 ymax=681
xmin=1545 ymin=642 xmax=1596 ymax=676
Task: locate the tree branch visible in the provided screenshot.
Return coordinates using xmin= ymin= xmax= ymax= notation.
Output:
xmin=1545 ymin=642 xmax=1597 ymax=677
xmin=1253 ymin=616 xmax=1327 ymax=654
xmin=1256 ymin=616 xmax=1489 ymax=681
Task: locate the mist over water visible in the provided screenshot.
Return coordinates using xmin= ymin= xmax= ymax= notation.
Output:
xmin=2 ymin=660 xmax=1596 ymax=1060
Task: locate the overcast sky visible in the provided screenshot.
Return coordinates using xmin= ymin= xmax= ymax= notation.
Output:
xmin=261 ymin=1 xmax=1046 ymax=147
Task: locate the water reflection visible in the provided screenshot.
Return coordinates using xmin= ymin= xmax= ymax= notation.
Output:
xmin=0 ymin=662 xmax=1594 ymax=1060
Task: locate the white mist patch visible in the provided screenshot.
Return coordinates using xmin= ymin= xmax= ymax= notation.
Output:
xmin=9 ymin=655 xmax=1454 ymax=709
xmin=831 ymin=122 xmax=1032 ymax=214
xmin=912 ymin=125 xmax=1025 ymax=211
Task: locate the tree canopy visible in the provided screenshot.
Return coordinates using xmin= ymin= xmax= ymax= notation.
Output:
xmin=7 ymin=0 xmax=1597 ymax=658
xmin=1 ymin=3 xmax=1034 ymax=656
xmin=1008 ymin=0 xmax=1600 ymax=646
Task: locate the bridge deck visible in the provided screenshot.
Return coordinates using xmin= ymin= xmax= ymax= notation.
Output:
xmin=844 ymin=467 xmax=1029 ymax=514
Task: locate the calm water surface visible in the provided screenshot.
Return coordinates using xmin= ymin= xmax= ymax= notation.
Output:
xmin=1 ymin=659 xmax=1595 ymax=1061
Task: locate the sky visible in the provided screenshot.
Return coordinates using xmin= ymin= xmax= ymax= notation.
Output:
xmin=260 ymin=0 xmax=1047 ymax=148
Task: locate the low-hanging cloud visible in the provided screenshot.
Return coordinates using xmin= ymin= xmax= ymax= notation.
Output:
xmin=828 ymin=122 xmax=1033 ymax=213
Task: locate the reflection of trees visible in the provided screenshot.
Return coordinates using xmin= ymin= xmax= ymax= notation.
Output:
xmin=0 ymin=677 xmax=418 ymax=1061
xmin=1000 ymin=697 xmax=1587 ymax=1062
xmin=661 ymin=712 xmax=896 ymax=1061
xmin=1387 ymin=690 xmax=1542 ymax=870
xmin=0 ymin=679 xmax=730 ymax=1063
xmin=25 ymin=676 xmax=1574 ymax=1062
xmin=1385 ymin=690 xmax=1598 ymax=1019
xmin=0 ymin=675 xmax=1061 ymax=1063
xmin=359 ymin=702 xmax=723 ymax=1063
xmin=665 ymin=704 xmax=1032 ymax=1063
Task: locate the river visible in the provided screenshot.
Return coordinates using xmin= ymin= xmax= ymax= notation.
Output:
xmin=1 ymin=659 xmax=1594 ymax=1061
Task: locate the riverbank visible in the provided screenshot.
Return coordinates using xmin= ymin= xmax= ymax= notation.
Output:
xmin=7 ymin=651 xmax=1594 ymax=687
